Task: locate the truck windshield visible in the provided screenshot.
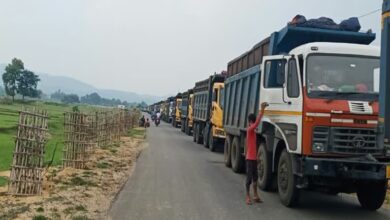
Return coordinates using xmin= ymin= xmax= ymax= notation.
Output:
xmin=306 ymin=55 xmax=380 ymax=100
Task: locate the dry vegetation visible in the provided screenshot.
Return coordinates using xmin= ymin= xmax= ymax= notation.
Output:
xmin=0 ymin=128 xmax=146 ymax=220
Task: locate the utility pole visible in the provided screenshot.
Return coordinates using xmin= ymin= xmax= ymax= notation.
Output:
xmin=380 ymin=0 xmax=390 ymax=149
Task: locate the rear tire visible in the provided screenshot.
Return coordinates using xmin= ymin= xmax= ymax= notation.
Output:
xmin=203 ymin=126 xmax=209 ymax=148
xmin=196 ymin=124 xmax=203 ymax=144
xmin=209 ymin=128 xmax=216 ymax=152
xmin=224 ymin=136 xmax=231 ymax=167
xmin=357 ymin=181 xmax=387 ymax=211
xmin=277 ymin=149 xmax=299 ymax=207
xmin=181 ymin=119 xmax=185 ymax=132
xmin=231 ymin=136 xmax=244 ymax=173
xmin=193 ymin=123 xmax=197 ymax=142
xmin=257 ymin=141 xmax=273 ymax=191
xmin=185 ymin=120 xmax=190 ymax=135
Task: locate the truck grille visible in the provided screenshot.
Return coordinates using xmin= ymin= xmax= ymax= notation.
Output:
xmin=348 ymin=101 xmax=373 ymax=114
xmin=330 ymin=127 xmax=379 ymax=154
xmin=312 ymin=127 xmax=380 ymax=155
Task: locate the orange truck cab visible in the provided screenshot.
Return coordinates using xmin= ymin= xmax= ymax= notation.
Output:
xmin=223 ymin=23 xmax=390 ymax=210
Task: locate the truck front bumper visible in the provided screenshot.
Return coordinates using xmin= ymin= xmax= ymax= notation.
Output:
xmin=301 ymin=157 xmax=390 ymax=181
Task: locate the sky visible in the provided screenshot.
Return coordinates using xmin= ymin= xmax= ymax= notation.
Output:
xmin=0 ymin=0 xmax=383 ymax=96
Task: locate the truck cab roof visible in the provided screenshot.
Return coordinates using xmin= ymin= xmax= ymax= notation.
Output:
xmin=289 ymin=42 xmax=380 ymax=57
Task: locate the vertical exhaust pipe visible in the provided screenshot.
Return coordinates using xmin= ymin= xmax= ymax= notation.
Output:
xmin=380 ymin=0 xmax=390 ymax=150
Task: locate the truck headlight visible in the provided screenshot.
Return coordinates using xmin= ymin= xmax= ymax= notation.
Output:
xmin=313 ymin=142 xmax=326 ymax=152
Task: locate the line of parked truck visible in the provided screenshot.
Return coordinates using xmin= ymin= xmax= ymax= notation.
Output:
xmin=147 ymin=10 xmax=390 ymax=210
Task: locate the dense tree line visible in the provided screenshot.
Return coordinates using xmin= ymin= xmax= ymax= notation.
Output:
xmin=50 ymin=90 xmax=137 ymax=107
xmin=2 ymin=58 xmax=41 ymax=101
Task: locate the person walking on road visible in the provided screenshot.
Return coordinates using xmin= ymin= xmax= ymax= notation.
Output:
xmin=245 ymin=102 xmax=268 ymax=205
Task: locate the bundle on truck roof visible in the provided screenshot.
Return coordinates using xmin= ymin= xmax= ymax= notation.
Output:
xmin=227 ymin=20 xmax=375 ymax=77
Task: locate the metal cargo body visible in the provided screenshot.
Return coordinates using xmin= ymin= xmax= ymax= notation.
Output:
xmin=181 ymin=91 xmax=190 ymax=119
xmin=227 ymin=26 xmax=375 ymax=78
xmin=223 ymin=65 xmax=261 ymax=136
xmin=193 ymin=75 xmax=225 ymax=122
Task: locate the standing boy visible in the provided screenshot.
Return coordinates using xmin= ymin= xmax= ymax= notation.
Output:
xmin=246 ymin=102 xmax=268 ymax=205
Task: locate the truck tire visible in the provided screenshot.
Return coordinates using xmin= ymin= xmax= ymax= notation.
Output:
xmin=203 ymin=127 xmax=209 ymax=148
xmin=196 ymin=124 xmax=203 ymax=144
xmin=357 ymin=181 xmax=387 ymax=211
xmin=185 ymin=120 xmax=190 ymax=135
xmin=209 ymin=128 xmax=216 ymax=152
xmin=277 ymin=149 xmax=299 ymax=207
xmin=181 ymin=120 xmax=185 ymax=132
xmin=193 ymin=123 xmax=197 ymax=142
xmin=224 ymin=136 xmax=231 ymax=167
xmin=231 ymin=136 xmax=244 ymax=173
xmin=257 ymin=141 xmax=273 ymax=191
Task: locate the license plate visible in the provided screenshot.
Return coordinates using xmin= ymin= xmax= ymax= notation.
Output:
xmin=387 ymin=165 xmax=390 ymax=179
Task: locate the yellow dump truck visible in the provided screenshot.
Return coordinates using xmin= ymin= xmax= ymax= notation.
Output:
xmin=193 ymin=73 xmax=225 ymax=151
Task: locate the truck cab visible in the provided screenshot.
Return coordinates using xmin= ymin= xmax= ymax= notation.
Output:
xmin=173 ymin=96 xmax=182 ymax=128
xmin=224 ymin=24 xmax=389 ymax=210
xmin=211 ymin=82 xmax=225 ymax=142
xmin=193 ymin=74 xmax=226 ymax=152
xmin=181 ymin=90 xmax=194 ymax=136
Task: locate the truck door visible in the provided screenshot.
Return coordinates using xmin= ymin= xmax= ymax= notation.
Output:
xmin=260 ymin=55 xmax=303 ymax=154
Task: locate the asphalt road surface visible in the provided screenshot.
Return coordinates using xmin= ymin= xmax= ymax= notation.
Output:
xmin=109 ymin=121 xmax=390 ymax=220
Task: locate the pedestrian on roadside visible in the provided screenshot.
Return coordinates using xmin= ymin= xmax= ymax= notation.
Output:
xmin=245 ymin=102 xmax=268 ymax=205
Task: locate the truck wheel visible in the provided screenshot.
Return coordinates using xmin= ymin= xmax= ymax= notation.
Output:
xmin=181 ymin=120 xmax=185 ymax=132
xmin=209 ymin=129 xmax=216 ymax=152
xmin=277 ymin=149 xmax=299 ymax=207
xmin=203 ymin=126 xmax=209 ymax=148
xmin=196 ymin=125 xmax=203 ymax=144
xmin=224 ymin=136 xmax=231 ymax=167
xmin=231 ymin=136 xmax=244 ymax=173
xmin=357 ymin=181 xmax=387 ymax=211
xmin=185 ymin=120 xmax=190 ymax=135
xmin=193 ymin=124 xmax=197 ymax=142
xmin=257 ymin=141 xmax=273 ymax=191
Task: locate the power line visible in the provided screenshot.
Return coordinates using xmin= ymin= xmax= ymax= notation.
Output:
xmin=358 ymin=8 xmax=381 ymax=19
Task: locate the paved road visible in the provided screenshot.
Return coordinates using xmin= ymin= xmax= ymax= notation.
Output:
xmin=109 ymin=121 xmax=390 ymax=220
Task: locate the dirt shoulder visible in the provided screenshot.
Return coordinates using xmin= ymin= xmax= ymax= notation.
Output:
xmin=0 ymin=128 xmax=146 ymax=220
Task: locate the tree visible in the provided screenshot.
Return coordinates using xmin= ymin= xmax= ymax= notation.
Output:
xmin=2 ymin=58 xmax=24 ymax=101
xmin=80 ymin=92 xmax=102 ymax=105
xmin=61 ymin=94 xmax=79 ymax=104
xmin=17 ymin=69 xmax=40 ymax=100
xmin=51 ymin=90 xmax=66 ymax=100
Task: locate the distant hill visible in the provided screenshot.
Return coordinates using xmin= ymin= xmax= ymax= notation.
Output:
xmin=0 ymin=64 xmax=162 ymax=104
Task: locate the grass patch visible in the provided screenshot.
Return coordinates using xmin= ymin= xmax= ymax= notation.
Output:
xmin=0 ymin=205 xmax=30 ymax=219
xmin=96 ymin=162 xmax=111 ymax=169
xmin=72 ymin=215 xmax=90 ymax=220
xmin=75 ymin=205 xmax=87 ymax=212
xmin=0 ymin=176 xmax=8 ymax=187
xmin=0 ymin=100 xmax=100 ymax=171
xmin=32 ymin=215 xmax=48 ymax=220
xmin=68 ymin=176 xmax=96 ymax=187
xmin=128 ymin=128 xmax=145 ymax=138
xmin=36 ymin=207 xmax=44 ymax=212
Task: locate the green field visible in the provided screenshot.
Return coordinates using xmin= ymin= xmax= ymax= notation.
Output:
xmin=0 ymin=99 xmax=99 ymax=171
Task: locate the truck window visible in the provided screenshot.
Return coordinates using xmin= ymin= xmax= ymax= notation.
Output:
xmin=287 ymin=59 xmax=300 ymax=98
xmin=264 ymin=59 xmax=286 ymax=88
xmin=213 ymin=89 xmax=218 ymax=102
xmin=219 ymin=88 xmax=224 ymax=110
